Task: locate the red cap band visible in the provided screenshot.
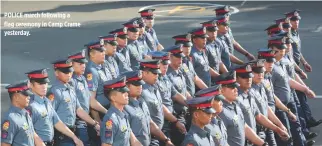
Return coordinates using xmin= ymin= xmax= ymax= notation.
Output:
xmin=199 ymin=91 xmax=220 ymax=97
xmin=8 ymin=86 xmax=28 ymax=92
xmin=28 ymin=73 xmax=48 ymax=79
xmin=127 ymin=76 xmax=141 ymax=82
xmin=190 ymin=103 xmax=212 ymax=108
xmin=217 ymin=79 xmax=236 ymax=85
xmin=140 ymin=63 xmax=159 ymax=69
xmin=236 ymin=69 xmax=250 ymax=73
xmin=54 ymin=63 xmax=72 ymax=68
xmin=268 ymin=40 xmax=283 ymax=44
xmin=124 ymin=24 xmax=139 ymax=28
xmin=259 ymin=52 xmax=275 ymax=57
xmin=68 ymin=55 xmax=84 ymax=59
xmin=105 ymin=82 xmax=126 ymax=89
xmin=140 ymin=12 xmax=153 ymax=17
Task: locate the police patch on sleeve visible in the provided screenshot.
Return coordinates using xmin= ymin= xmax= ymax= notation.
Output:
xmin=1 ymin=130 xmax=8 ymax=139
xmin=2 ymin=121 xmax=10 ymax=131
xmin=48 ymin=94 xmax=54 ymax=101
xmin=87 ymin=73 xmax=93 ymax=81
xmin=105 ymin=120 xmax=113 ymax=130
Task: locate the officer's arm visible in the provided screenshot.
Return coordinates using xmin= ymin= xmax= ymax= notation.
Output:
xmin=85 ymin=70 xmax=102 ymax=122
xmin=34 ymin=132 xmax=45 ymax=146
xmin=209 ymin=67 xmax=220 ymax=78
xmin=157 ymin=43 xmax=164 ymax=51
xmin=172 ymin=93 xmax=188 ymax=107
xmin=162 ymin=105 xmax=178 ymax=122
xmin=245 ymin=124 xmax=265 ymax=145
xmin=54 ymin=121 xmax=80 ymax=143
xmin=89 ymin=91 xmax=108 ymax=114
xmin=267 ymin=106 xmax=284 ymax=129
xmin=289 ymin=78 xmax=310 ymax=93
xmin=294 ymin=73 xmax=306 ymax=85
xmin=194 ymin=75 xmax=208 ymax=89
xmin=229 ymin=54 xmax=244 ymax=65
xmin=76 ymin=107 xmax=99 ymax=127
xmin=232 ymin=40 xmax=253 ymax=58
xmin=1 ymin=143 xmax=11 ymax=146
xmin=129 ymin=131 xmax=142 ymax=146
xmin=219 ymin=62 xmax=228 ymax=73
xmin=149 ymin=120 xmax=170 ymax=143
xmin=274 ymin=95 xmax=292 ymax=113
xmin=255 ymin=112 xmax=280 ymax=133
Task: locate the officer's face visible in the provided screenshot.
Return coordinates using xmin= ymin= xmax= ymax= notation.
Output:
xmin=143 ymin=70 xmax=158 ymax=85
xmin=221 ymin=86 xmax=238 ymax=102
xmin=194 ymin=110 xmax=212 ymax=125
xmin=117 ymin=37 xmax=128 ymax=47
xmin=91 ymin=50 xmax=105 ymax=64
xmin=264 ymin=61 xmax=274 ymax=72
xmin=212 ymin=100 xmax=223 ymax=114
xmin=160 ymin=64 xmax=169 ymax=76
xmin=55 ymin=70 xmax=72 ymax=83
xmin=72 ymin=62 xmax=86 ymax=75
xmin=31 ymin=82 xmax=48 ymax=97
xmin=206 ymin=30 xmax=217 ymax=41
xmin=111 ymin=91 xmax=129 ymax=105
xmin=237 ymin=76 xmax=252 ymax=89
xmin=290 ymin=20 xmax=299 ymax=29
xmin=128 ymin=31 xmax=139 ymax=40
xmin=170 ymin=55 xmax=182 ymax=69
xmin=218 ymin=24 xmax=228 ymax=34
xmin=15 ymin=93 xmax=30 ymax=108
xmin=128 ymin=84 xmax=142 ymax=97
xmin=104 ymin=44 xmax=117 ymax=56
xmin=273 ymin=47 xmax=285 ymax=61
xmin=182 ymin=46 xmax=191 ymax=57
xmin=252 ymin=72 xmax=264 ymax=84
xmin=285 ymin=43 xmax=292 ymax=53
xmin=144 ymin=18 xmax=154 ymax=28
xmin=139 ymin=27 xmax=145 ymax=35
xmin=193 ymin=37 xmax=207 ymax=48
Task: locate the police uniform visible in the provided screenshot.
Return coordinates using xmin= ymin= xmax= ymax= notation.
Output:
xmin=100 ymin=34 xmax=120 ymax=79
xmin=2 ymin=80 xmax=35 ymax=146
xmin=136 ymin=17 xmax=152 ymax=54
xmin=139 ymin=9 xmax=159 ymax=51
xmin=123 ymin=19 xmax=146 ymax=70
xmin=25 ymin=69 xmax=60 ymax=146
xmin=68 ymin=50 xmax=91 ymax=145
xmin=195 ymin=85 xmax=229 ymax=146
xmin=213 ymin=71 xmax=246 ymax=146
xmin=139 ymin=59 xmax=164 ymax=146
xmin=216 ymin=15 xmax=233 ymax=70
xmin=84 ymin=41 xmax=113 ymax=109
xmin=189 ymin=27 xmax=212 ymax=87
xmin=100 ymin=77 xmax=132 ymax=146
xmin=123 ymin=70 xmax=152 ymax=146
xmin=109 ymin=27 xmax=133 ymax=73
xmin=172 ymin=34 xmax=198 ymax=96
xmin=182 ymin=96 xmax=216 ymax=146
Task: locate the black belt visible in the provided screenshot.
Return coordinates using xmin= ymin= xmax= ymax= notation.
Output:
xmin=256 ymin=125 xmax=267 ymax=133
xmin=44 ymin=141 xmax=54 ymax=146
xmin=245 ymin=139 xmax=252 ymax=146
xmin=54 ymin=126 xmax=76 ymax=140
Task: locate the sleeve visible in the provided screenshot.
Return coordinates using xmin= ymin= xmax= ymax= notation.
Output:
xmin=26 ymin=106 xmax=39 ymax=125
xmin=252 ymin=99 xmax=260 ymax=117
xmin=52 ymin=110 xmax=60 ymax=125
xmin=181 ymin=137 xmax=199 ymax=146
xmin=75 ymin=97 xmax=81 ymax=109
xmin=100 ymin=117 xmax=118 ymax=144
xmin=152 ymin=29 xmax=160 ymax=45
xmin=48 ymin=87 xmax=63 ymax=111
xmin=170 ymin=82 xmax=179 ymax=98
xmin=228 ymin=28 xmax=235 ymax=41
xmin=1 ymin=118 xmax=17 ymax=144
xmin=84 ymin=68 xmax=99 ymax=92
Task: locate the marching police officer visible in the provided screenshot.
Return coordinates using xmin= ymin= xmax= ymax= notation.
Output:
xmin=139 ymin=8 xmax=164 ymax=51
xmin=172 ymin=34 xmax=208 ymax=96
xmin=195 ymin=85 xmax=228 ymax=146
xmin=100 ymin=34 xmax=120 ymax=79
xmin=25 ymin=68 xmax=83 ymax=146
xmin=135 ymin=17 xmax=152 ymax=55
xmin=122 ymin=70 xmax=174 ymax=146
xmin=189 ymin=27 xmax=220 ymax=87
xmin=100 ymin=76 xmax=142 ymax=146
xmin=109 ymin=27 xmax=133 ymax=73
xmin=68 ymin=50 xmax=108 ymax=145
xmin=48 ymin=58 xmax=100 ymax=146
xmin=181 ymin=96 xmax=216 ymax=146
xmin=2 ymin=80 xmax=42 ymax=146
xmin=213 ymin=71 xmax=267 ymax=146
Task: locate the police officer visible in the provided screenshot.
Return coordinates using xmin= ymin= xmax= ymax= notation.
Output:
xmin=213 ymin=71 xmax=267 ymax=146
xmin=139 ymin=8 xmax=164 ymax=51
xmin=215 ymin=5 xmax=256 ymax=61
xmin=25 ymin=68 xmax=83 ymax=146
xmin=189 ymin=27 xmax=220 ymax=87
xmin=123 ymin=19 xmax=147 ymax=70
xmin=109 ymin=27 xmax=133 ymax=73
xmin=1 ymin=80 xmax=42 ymax=146
xmin=48 ymin=58 xmax=100 ymax=146
xmin=201 ymin=19 xmax=228 ymax=74
xmin=122 ymin=70 xmax=174 ymax=146
xmin=216 ymin=15 xmax=244 ymax=70
xmin=181 ymin=96 xmax=216 ymax=146
xmin=195 ymin=85 xmax=228 ymax=146
xmin=172 ymin=34 xmax=208 ymax=96
xmin=148 ymin=51 xmax=188 ymax=145
xmin=100 ymin=76 xmax=142 ymax=146
xmin=100 ymin=34 xmax=120 ymax=79
xmin=135 ymin=17 xmax=152 ymax=55
xmin=68 ymin=50 xmax=108 ymax=145
xmin=140 ymin=59 xmax=186 ymax=146
xmin=268 ymin=35 xmax=315 ymax=146
xmin=285 ymin=10 xmax=322 ymax=128
xmin=275 ymin=17 xmax=292 ymax=33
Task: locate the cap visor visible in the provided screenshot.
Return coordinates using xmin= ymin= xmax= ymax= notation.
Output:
xmin=237 ymin=72 xmax=254 ymax=78
xmin=282 ymin=23 xmax=292 ymax=29
xmin=183 ymin=42 xmax=193 ymax=47
xmin=92 ymin=47 xmax=105 ymax=52
xmin=58 ymin=67 xmax=74 ymax=74
xmin=291 ymin=16 xmax=301 ymax=21
xmin=173 ymin=53 xmax=185 ymax=58
xmin=278 ymin=44 xmax=287 ymax=50
xmin=118 ymin=35 xmax=128 ymax=39
xmin=128 ymin=28 xmax=139 ymax=32
xmin=108 ymin=41 xmax=118 ymax=46
xmin=129 ymin=80 xmax=145 ymax=86
xmin=162 ymin=60 xmax=171 ymax=65
xmin=206 ymin=27 xmax=218 ymax=32
xmin=195 ymin=34 xmax=209 ymax=38
xmin=73 ymin=58 xmax=88 ymax=63
xmin=32 ymin=78 xmax=50 ymax=84
xmin=219 ymin=22 xmax=230 ymax=26
xmin=214 ymin=94 xmax=225 ymax=101
xmin=117 ymin=86 xmax=129 ymax=93
xmin=150 ymin=69 xmax=161 ymax=74
xmin=252 ymin=67 xmax=265 ymax=73
xmin=203 ymin=107 xmax=216 ymax=114
xmin=265 ymin=57 xmax=275 ymax=63
xmin=22 ymin=89 xmax=34 ymax=96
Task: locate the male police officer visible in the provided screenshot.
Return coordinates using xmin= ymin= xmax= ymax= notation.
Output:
xmin=123 ymin=70 xmax=174 ymax=146
xmin=68 ymin=50 xmax=107 ymax=145
xmin=172 ymin=34 xmax=208 ymax=96
xmin=109 ymin=27 xmax=132 ymax=73
xmin=195 ymin=85 xmax=228 ymax=146
xmin=213 ymin=71 xmax=268 ymax=146
xmin=2 ymin=80 xmax=44 ymax=146
xmin=26 ymin=68 xmax=83 ymax=146
xmin=181 ymin=96 xmax=216 ymax=146
xmin=100 ymin=76 xmax=142 ymax=146
xmin=100 ymin=34 xmax=120 ymax=79
xmin=48 ymin=58 xmax=100 ymax=146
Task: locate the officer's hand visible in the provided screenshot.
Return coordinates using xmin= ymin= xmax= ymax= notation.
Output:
xmin=287 ymin=111 xmax=297 ymax=122
xmin=298 ymin=71 xmax=308 ymax=79
xmin=276 ymin=127 xmax=290 ymax=141
xmin=94 ymin=124 xmax=101 ymax=136
xmin=303 ymin=62 xmax=312 ymax=72
xmin=73 ymin=137 xmax=84 ymax=146
xmin=165 ymin=140 xmax=175 ymax=146
xmin=246 ymin=53 xmax=256 ymax=61
xmin=305 ymin=89 xmax=316 ymax=98
xmin=144 ymin=55 xmax=152 ymax=59
xmin=175 ymin=122 xmax=187 ymax=134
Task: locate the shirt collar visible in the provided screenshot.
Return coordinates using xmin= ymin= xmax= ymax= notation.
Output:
xmin=31 ymin=94 xmax=45 ymax=104
xmin=88 ymin=60 xmax=102 ymax=70
xmin=109 ymin=105 xmax=125 ymax=118
xmin=72 ymin=73 xmax=83 ymax=81
xmin=190 ymin=124 xmax=210 ymax=137
xmin=222 ymin=100 xmax=235 ymax=110
xmin=10 ymin=105 xmax=27 ymax=115
xmin=128 ymin=98 xmax=140 ymax=107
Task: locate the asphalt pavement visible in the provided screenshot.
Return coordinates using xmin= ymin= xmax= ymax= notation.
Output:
xmin=1 ymin=1 xmax=322 ymax=145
